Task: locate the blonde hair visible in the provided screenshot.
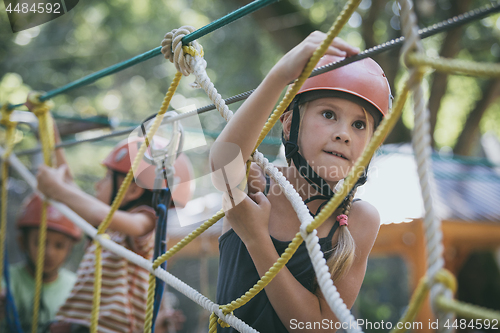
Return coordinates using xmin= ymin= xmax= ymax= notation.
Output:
xmin=284 ymin=101 xmax=375 ymax=282
xmin=326 ymin=108 xmax=373 ymax=282
xmin=326 ymin=189 xmax=357 ymax=282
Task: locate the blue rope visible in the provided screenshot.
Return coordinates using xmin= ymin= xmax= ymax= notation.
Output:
xmin=151 ymin=189 xmax=171 ymax=332
xmin=3 ymin=249 xmax=24 ymax=333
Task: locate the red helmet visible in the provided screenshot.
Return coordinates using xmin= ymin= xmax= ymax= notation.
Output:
xmin=295 ymin=55 xmax=391 ymax=117
xmin=17 ymin=195 xmax=82 ymax=241
xmin=102 ymin=137 xmax=195 ymax=208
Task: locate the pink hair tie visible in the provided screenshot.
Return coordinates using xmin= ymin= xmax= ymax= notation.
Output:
xmin=336 ymin=214 xmax=348 ymax=227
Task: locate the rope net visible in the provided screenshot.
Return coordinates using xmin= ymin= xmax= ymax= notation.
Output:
xmin=1 ymin=1 xmax=500 ymax=332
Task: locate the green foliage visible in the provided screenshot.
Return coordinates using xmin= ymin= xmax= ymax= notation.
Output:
xmin=0 ymin=0 xmax=285 ymax=192
xmin=435 ymin=73 xmax=483 ymax=149
xmin=355 ymin=256 xmax=410 ymax=333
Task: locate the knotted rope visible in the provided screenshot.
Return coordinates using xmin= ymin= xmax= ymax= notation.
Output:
xmin=161 ymin=26 xmax=205 ymax=77
xmin=26 ymin=92 xmax=56 ymax=333
xmin=398 ymin=1 xmax=454 ymax=331
xmin=0 ymin=104 xmax=17 ymax=304
xmin=90 ymin=71 xmax=183 ymax=333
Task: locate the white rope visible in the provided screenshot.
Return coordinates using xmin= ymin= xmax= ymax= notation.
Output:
xmin=1 ymin=27 xmax=360 ymax=333
xmin=0 ymin=147 xmax=258 ymax=333
xmin=190 ymin=56 xmax=234 ymax=122
xmin=165 ymin=28 xmax=362 ymax=330
xmin=398 ymin=1 xmax=454 ymax=331
xmin=252 ymin=151 xmax=362 ymax=333
xmin=184 ymin=34 xmax=360 ymax=328
xmin=162 ymin=26 xmax=235 ymax=122
xmin=161 ymin=26 xmax=202 ymax=77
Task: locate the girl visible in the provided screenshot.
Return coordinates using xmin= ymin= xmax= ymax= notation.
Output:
xmin=36 ymin=137 xmax=193 ymax=333
xmin=211 ymin=31 xmax=390 ymax=332
xmin=0 ymin=195 xmax=81 ymax=333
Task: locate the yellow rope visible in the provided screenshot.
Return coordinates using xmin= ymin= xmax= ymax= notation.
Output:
xmin=219 ymin=233 xmax=303 ymax=316
xmin=213 ymin=73 xmax=413 ymax=330
xmin=429 ymin=268 xmax=500 ymax=321
xmin=306 ymin=73 xmax=414 ymax=233
xmin=434 ymin=267 xmax=457 ymax=294
xmin=27 ymin=94 xmax=55 ymax=333
xmin=390 ymin=275 xmax=430 ymax=333
xmin=206 ymin=2 xmax=392 ymax=326
xmin=209 ymin=312 xmax=218 ymax=333
xmin=0 ymin=105 xmax=17 ymax=301
xmin=95 ymin=73 xmax=182 ymax=236
xmin=407 ymin=53 xmax=500 ymax=78
xmin=183 ymin=45 xmax=204 ymax=58
xmin=435 ymin=297 xmax=500 ymax=321
xmin=142 ymin=209 xmax=224 ymax=333
xmin=155 ymin=209 xmax=224 ymax=265
xmin=90 ymin=72 xmax=182 ymax=333
xmin=388 ymin=268 xmax=455 ymax=333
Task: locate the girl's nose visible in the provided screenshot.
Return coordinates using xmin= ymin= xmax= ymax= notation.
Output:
xmin=334 ymin=124 xmax=351 ymax=144
xmin=45 ymin=243 xmax=54 ymax=258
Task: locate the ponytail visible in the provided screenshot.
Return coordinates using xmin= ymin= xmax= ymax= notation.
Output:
xmin=326 ymin=189 xmax=357 ymax=282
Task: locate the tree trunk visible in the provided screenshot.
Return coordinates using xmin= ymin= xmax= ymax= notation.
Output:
xmin=428 ymin=0 xmax=472 ymax=147
xmin=453 ymin=79 xmax=500 ymax=156
xmin=360 ymin=0 xmax=411 ymax=144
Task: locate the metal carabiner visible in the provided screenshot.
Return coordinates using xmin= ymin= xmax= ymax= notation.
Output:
xmin=140 ymin=111 xmax=184 ymax=182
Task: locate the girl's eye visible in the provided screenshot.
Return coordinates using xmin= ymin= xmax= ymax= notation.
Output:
xmin=353 ymin=120 xmax=366 ymax=130
xmin=322 ymin=111 xmax=335 ymax=120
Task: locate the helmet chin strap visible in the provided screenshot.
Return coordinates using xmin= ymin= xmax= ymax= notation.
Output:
xmin=282 ymin=97 xmax=367 ymax=217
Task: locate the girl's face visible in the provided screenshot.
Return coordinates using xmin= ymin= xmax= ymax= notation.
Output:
xmin=95 ymin=168 xmax=143 ymax=207
xmin=95 ymin=168 xmax=117 ymax=205
xmin=297 ymin=97 xmax=374 ymax=183
xmin=25 ymin=229 xmax=73 ymax=280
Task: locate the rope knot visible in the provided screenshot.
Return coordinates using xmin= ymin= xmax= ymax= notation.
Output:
xmin=96 ymin=233 xmax=111 ymax=241
xmin=434 ymin=268 xmax=457 ymax=294
xmin=217 ymin=317 xmax=230 ymax=328
xmin=217 ymin=306 xmax=232 ymax=328
xmin=26 ymin=91 xmax=54 ymax=116
xmin=0 ymin=104 xmax=15 ymax=127
xmin=161 ymin=26 xmax=204 ymax=76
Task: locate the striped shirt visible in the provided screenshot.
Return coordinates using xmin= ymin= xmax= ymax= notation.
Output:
xmin=55 ymin=206 xmax=156 ymax=333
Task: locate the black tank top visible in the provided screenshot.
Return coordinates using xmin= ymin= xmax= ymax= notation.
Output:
xmin=216 ymin=221 xmax=339 ymax=332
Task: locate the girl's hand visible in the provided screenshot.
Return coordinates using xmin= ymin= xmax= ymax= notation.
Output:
xmin=270 ymin=31 xmax=360 ymax=85
xmin=223 ymin=189 xmax=271 ymax=247
xmin=36 ymin=164 xmax=74 ymax=201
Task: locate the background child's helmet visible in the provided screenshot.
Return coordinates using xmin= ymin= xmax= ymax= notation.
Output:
xmin=293 ymin=55 xmax=391 ymax=117
xmin=101 ymin=137 xmax=195 ymax=208
xmin=16 ymin=194 xmax=82 ymax=241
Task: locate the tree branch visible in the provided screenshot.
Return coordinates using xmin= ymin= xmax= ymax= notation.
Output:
xmin=453 ymin=78 xmax=500 ymax=156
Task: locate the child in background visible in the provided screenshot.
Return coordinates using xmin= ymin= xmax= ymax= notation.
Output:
xmin=1 ymin=194 xmax=81 ymax=333
xmin=211 ymin=31 xmax=390 ymax=332
xmin=36 ymin=137 xmax=193 ymax=333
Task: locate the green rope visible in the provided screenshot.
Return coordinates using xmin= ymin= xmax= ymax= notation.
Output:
xmin=5 ymin=1 xmax=499 ymax=110
xmin=6 ymin=0 xmax=278 ymax=108
xmin=182 ymin=0 xmax=278 ymax=44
